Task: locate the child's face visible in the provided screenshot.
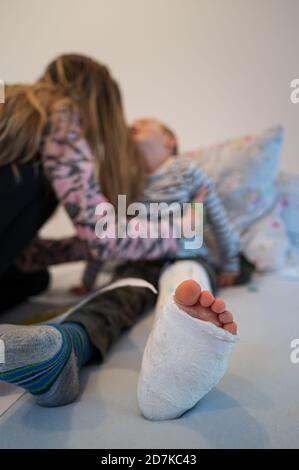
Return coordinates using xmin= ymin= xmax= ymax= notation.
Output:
xmin=131 ymin=118 xmax=176 ymax=157
xmin=131 ymin=118 xmax=166 ymax=147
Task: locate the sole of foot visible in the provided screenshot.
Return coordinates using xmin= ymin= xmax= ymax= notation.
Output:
xmin=174 ymin=280 xmax=237 ymax=335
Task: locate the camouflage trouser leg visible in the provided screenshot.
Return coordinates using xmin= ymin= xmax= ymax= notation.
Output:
xmin=66 ymin=260 xmax=164 ymax=360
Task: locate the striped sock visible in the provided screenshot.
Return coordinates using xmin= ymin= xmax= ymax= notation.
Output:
xmin=62 ymin=322 xmax=93 ymax=369
xmin=0 ymin=322 xmax=93 ymax=400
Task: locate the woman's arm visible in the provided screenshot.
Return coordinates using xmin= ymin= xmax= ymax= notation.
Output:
xmin=41 ymin=103 xmax=179 ymax=262
xmin=16 ymin=236 xmax=91 ymax=271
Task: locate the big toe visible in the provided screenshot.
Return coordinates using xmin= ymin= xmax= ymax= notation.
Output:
xmin=174 ymin=280 xmax=202 ymax=306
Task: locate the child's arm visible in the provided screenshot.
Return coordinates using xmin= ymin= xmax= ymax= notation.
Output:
xmin=190 ymin=162 xmax=240 ymax=275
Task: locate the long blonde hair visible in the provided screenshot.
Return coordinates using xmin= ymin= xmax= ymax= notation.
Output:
xmin=0 ymin=54 xmax=145 ymax=206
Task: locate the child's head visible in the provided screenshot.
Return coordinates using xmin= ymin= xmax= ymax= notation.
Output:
xmin=131 ymin=117 xmax=178 ymax=172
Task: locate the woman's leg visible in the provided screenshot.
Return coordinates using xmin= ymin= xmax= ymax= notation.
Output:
xmin=0 ymin=162 xmax=57 ymax=311
xmin=0 ymin=265 xmax=50 ymax=313
xmin=0 ymin=162 xmax=57 ymax=276
xmin=0 ymin=260 xmax=163 ymax=407
xmin=137 ymin=260 xmax=239 ymax=420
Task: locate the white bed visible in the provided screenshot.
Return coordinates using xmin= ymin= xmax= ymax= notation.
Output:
xmin=0 ymin=262 xmax=298 ymax=449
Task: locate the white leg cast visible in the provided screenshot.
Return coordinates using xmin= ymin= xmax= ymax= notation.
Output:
xmin=156 ymin=260 xmax=212 ymax=311
xmin=137 ymin=261 xmax=239 ymax=421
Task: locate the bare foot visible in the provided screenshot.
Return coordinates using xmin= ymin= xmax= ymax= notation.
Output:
xmin=174 ymin=280 xmax=237 ymax=335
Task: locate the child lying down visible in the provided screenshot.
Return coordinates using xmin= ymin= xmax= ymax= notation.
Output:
xmin=0 ymin=118 xmax=241 ymax=420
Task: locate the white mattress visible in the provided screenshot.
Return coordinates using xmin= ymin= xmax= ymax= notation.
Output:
xmin=0 ymin=263 xmax=298 ymax=449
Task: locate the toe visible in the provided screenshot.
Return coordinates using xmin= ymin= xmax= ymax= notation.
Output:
xmin=199 ymin=291 xmax=214 ymax=307
xmin=174 ymin=280 xmax=202 ymax=306
xmin=218 ymin=310 xmax=234 ymax=324
xmin=211 ymin=298 xmax=226 ymax=314
xmin=223 ymin=321 xmax=238 ymax=335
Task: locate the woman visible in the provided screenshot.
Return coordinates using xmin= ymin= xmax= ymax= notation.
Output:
xmin=0 ymin=54 xmax=179 ymax=310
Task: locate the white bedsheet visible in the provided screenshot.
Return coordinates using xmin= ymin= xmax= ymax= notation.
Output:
xmin=0 ymin=263 xmax=298 ymax=449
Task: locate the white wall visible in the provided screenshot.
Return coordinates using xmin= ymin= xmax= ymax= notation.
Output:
xmin=1 ymin=0 xmax=298 ymax=174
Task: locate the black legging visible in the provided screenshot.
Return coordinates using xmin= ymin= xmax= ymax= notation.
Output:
xmin=0 ymin=161 xmax=58 ymax=312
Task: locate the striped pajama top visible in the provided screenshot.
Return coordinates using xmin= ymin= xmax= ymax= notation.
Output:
xmin=82 ymin=156 xmax=240 ymax=288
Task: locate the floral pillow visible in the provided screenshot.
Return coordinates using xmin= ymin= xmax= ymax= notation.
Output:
xmin=240 ymin=203 xmax=294 ymax=272
xmin=183 ymin=126 xmax=283 ymax=234
xmin=278 ymin=172 xmax=299 ymax=255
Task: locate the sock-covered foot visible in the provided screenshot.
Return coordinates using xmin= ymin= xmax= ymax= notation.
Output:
xmin=0 ymin=322 xmax=93 ymax=407
xmin=174 ymin=280 xmax=238 ymax=335
xmin=138 ymin=279 xmax=239 ymax=420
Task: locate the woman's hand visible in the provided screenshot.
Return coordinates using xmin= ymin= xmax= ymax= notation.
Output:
xmin=69 ymin=285 xmax=92 ymax=296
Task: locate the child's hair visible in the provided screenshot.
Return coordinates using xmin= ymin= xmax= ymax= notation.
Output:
xmin=0 ymin=54 xmax=145 ymax=206
xmin=160 ymin=122 xmax=179 ymax=155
